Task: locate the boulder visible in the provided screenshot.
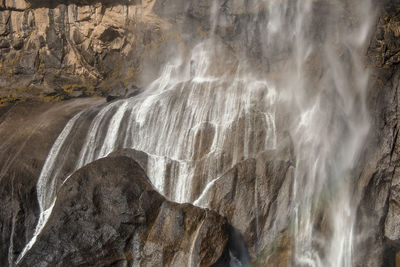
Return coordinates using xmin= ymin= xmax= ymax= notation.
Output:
xmin=18 ymin=156 xmax=229 ymax=267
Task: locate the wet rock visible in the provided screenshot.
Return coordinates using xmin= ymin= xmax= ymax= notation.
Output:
xmin=194 ymin=147 xmax=293 ymax=259
xmin=355 ymin=1 xmax=400 ymax=266
xmin=108 ymin=148 xmax=149 ymax=172
xmin=18 ymin=156 xmax=229 ymax=267
xmin=252 ymin=231 xmax=292 ymax=267
xmin=0 ymin=98 xmax=103 ymax=267
xmin=0 ymin=0 xmax=400 ymax=266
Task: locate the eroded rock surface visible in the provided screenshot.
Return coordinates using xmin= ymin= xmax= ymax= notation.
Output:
xmin=18 ymin=156 xmax=229 ymax=267
xmin=0 ymin=0 xmax=241 ymax=104
xmin=0 ymin=0 xmax=174 ymax=103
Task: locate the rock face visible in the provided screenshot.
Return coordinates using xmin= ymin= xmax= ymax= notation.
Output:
xmin=0 ymin=98 xmax=103 ymax=267
xmin=1 ymin=0 xmax=400 ymax=266
xmin=0 ymin=0 xmax=303 ymax=104
xmin=193 ymin=148 xmax=293 ymax=263
xmin=0 ymin=0 xmax=173 ymax=103
xmin=18 ymin=156 xmax=229 ymax=267
xmin=354 ymin=1 xmax=400 ymax=266
xmin=0 ymin=0 xmax=228 ymax=103
xmin=110 ymin=146 xmax=293 ymax=265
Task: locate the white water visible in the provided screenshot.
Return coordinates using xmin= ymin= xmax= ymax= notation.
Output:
xmin=283 ymin=1 xmax=373 ymax=266
xmin=17 ymin=0 xmax=374 ymax=266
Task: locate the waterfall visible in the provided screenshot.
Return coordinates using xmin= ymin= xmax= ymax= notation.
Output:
xmin=283 ymin=1 xmax=373 ymax=266
xmin=17 ymin=0 xmax=374 ymax=266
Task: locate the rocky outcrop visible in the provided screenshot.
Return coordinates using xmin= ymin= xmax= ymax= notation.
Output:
xmin=0 ymin=98 xmax=103 ymax=267
xmin=0 ymin=0 xmax=174 ymax=103
xmin=0 ymin=0 xmax=239 ymax=104
xmin=18 ymin=156 xmax=229 ymax=267
xmin=0 ymin=0 xmax=293 ymax=105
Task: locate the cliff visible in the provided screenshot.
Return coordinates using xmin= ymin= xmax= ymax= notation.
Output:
xmin=0 ymin=0 xmax=191 ymax=103
xmin=0 ymin=0 xmax=400 ymax=266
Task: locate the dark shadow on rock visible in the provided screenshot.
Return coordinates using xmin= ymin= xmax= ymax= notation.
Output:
xmin=213 ymin=224 xmax=250 ymax=267
xmin=383 ymin=238 xmax=400 ymax=267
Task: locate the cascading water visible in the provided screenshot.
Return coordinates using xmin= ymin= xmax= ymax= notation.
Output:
xmin=283 ymin=1 xmax=373 ymax=266
xmin=16 ymin=0 xmax=374 ymax=266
